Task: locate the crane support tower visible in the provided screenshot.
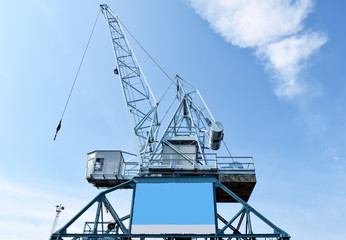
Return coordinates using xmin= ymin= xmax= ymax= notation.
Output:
xmin=51 ymin=4 xmax=290 ymax=240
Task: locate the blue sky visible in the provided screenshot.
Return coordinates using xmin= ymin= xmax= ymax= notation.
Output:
xmin=0 ymin=0 xmax=345 ymax=239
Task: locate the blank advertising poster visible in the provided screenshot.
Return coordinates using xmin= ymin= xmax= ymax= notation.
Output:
xmin=131 ymin=182 xmax=216 ymax=234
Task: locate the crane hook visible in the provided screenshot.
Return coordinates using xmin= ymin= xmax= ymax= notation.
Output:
xmin=53 ymin=120 xmax=62 ymax=141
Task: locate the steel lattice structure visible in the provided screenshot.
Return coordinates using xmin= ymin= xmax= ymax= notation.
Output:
xmin=51 ymin=177 xmax=290 ymax=240
xmin=50 ymin=4 xmax=290 ymax=240
xmin=100 ymin=5 xmax=228 ymax=174
xmin=101 ymin=4 xmax=159 ymax=168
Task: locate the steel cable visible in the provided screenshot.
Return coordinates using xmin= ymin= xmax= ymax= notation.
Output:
xmin=54 ymin=10 xmax=101 ymax=140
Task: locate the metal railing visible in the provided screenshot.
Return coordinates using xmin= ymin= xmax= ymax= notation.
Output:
xmin=148 ymin=153 xmax=254 ymax=169
xmin=88 ymin=152 xmax=255 ymax=181
xmin=124 ymin=153 xmax=255 ymax=178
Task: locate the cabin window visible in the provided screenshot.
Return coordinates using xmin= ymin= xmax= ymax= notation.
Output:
xmin=94 ymin=158 xmax=104 ymax=171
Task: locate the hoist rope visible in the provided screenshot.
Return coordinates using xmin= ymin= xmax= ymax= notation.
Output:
xmin=222 ymin=139 xmax=235 ymax=161
xmin=118 ymin=18 xmax=178 ymax=126
xmin=160 ymin=93 xmax=178 ymax=125
xmin=118 ymin=17 xmax=178 ymax=126
xmin=54 ymin=10 xmax=100 ymax=141
xmin=157 ymin=81 xmax=174 ymax=104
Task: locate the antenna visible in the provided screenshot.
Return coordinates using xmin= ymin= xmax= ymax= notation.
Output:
xmin=49 ymin=204 xmax=64 ymax=238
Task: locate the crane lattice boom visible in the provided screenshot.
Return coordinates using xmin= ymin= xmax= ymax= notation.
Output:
xmin=101 ymin=5 xmax=159 ymax=167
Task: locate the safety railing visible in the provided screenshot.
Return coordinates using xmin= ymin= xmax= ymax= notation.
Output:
xmin=123 ymin=153 xmax=255 ymax=178
xmin=149 ymin=153 xmax=253 ymax=168
xmin=88 ymin=152 xmax=255 ymax=182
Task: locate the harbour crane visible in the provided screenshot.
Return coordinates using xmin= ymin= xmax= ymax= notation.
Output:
xmin=50 ymin=4 xmax=290 ymax=240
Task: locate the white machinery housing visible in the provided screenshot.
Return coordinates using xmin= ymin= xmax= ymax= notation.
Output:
xmin=86 ymin=150 xmax=125 ymax=186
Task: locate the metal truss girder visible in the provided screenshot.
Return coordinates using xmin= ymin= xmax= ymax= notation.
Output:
xmin=128 ymin=97 xmax=147 ymax=104
xmin=149 ymin=81 xmax=209 ymax=164
xmin=149 ymin=97 xmax=185 ymax=163
xmin=103 ymin=196 xmax=128 ymax=233
xmin=52 ymin=179 xmax=134 ymax=235
xmin=220 ymin=207 xmax=245 ymax=233
xmin=134 ymin=106 xmax=157 ymax=134
xmin=117 ymin=58 xmax=140 ymax=72
xmin=216 ymin=182 xmax=289 ymax=238
xmin=123 ymin=74 xmax=140 ymax=80
xmin=92 ymin=200 xmax=102 ymax=234
xmin=118 ymin=54 xmax=132 ymax=59
xmin=51 ymin=177 xmax=289 ymax=240
xmin=101 ymin=4 xmax=158 ymax=165
xmin=217 ymin=214 xmax=246 ymax=240
xmin=127 ymin=103 xmax=149 ymax=119
xmin=122 ymin=77 xmax=149 ymax=99
xmin=183 ymin=97 xmax=206 ymax=162
xmin=112 ymin=38 xmax=130 ymax=55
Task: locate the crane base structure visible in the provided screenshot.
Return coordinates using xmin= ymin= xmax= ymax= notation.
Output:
xmin=50 ymin=176 xmax=290 ymax=240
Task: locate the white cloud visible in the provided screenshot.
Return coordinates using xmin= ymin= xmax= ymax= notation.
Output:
xmin=257 ymin=32 xmax=327 ymax=97
xmin=189 ymin=0 xmax=327 ymax=98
